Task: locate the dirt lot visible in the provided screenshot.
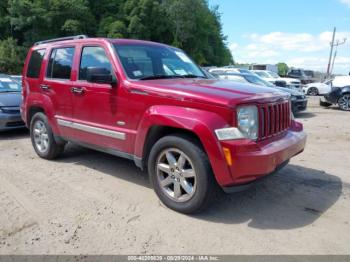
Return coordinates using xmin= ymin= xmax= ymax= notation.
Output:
xmin=0 ymin=96 xmax=349 ymax=255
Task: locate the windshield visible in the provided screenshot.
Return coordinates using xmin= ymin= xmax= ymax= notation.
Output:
xmin=267 ymin=71 xmax=280 ymax=78
xmin=0 ymin=78 xmax=21 ymax=92
xmin=238 ymin=69 xmax=252 ymax=74
xmin=220 ymin=74 xmax=248 ymax=83
xmin=243 ymin=74 xmax=275 ymax=87
xmin=254 ymin=71 xmax=270 ymax=78
xmin=113 ymin=43 xmax=205 ymax=80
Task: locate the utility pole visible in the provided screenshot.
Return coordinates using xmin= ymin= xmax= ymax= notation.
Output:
xmin=330 ymin=38 xmax=347 ymax=76
xmin=330 ymin=47 xmax=337 ymax=75
xmin=326 ymin=27 xmax=336 ymax=78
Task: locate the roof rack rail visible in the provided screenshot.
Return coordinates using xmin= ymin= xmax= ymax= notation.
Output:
xmin=34 ymin=35 xmax=88 ymax=45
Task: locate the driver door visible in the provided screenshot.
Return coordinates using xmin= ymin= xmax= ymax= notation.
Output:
xmin=69 ymin=45 xmax=130 ymax=153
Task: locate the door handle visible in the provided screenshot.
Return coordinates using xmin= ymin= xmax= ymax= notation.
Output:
xmin=71 ymin=87 xmax=85 ymax=95
xmin=40 ymin=84 xmax=50 ymax=91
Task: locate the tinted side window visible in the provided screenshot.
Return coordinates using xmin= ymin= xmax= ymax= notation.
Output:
xmin=79 ymin=46 xmax=112 ymax=80
xmin=26 ymin=49 xmax=46 ymax=78
xmin=47 ymin=47 xmax=75 ymax=79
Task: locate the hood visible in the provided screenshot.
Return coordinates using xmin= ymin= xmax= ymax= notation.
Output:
xmin=126 ymin=78 xmax=290 ymax=107
xmin=260 ymin=77 xmax=276 ymax=82
xmin=0 ymin=92 xmax=22 ymax=107
xmin=281 ymin=77 xmax=301 ymax=83
xmin=274 ymin=86 xmax=303 ymax=96
xmin=306 ymin=82 xmax=327 ymax=87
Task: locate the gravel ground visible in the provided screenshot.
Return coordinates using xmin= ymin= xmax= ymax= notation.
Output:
xmin=0 ymin=96 xmax=349 ymax=255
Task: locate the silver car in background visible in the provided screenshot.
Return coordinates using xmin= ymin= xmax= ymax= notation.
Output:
xmin=0 ymin=76 xmax=25 ymax=131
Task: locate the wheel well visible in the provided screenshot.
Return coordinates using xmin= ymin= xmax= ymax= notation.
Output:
xmin=27 ymin=106 xmax=45 ymax=125
xmin=339 ymin=92 xmax=350 ymax=99
xmin=142 ymin=126 xmax=203 ymax=168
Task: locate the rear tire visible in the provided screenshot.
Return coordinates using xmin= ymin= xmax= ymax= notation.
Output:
xmin=148 ymin=134 xmax=217 ymax=214
xmin=30 ymin=112 xmax=65 ymax=159
xmin=338 ymin=94 xmax=350 ymax=111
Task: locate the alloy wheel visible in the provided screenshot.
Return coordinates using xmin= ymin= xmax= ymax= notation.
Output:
xmin=308 ymin=87 xmax=318 ymax=96
xmin=33 ymin=120 xmax=49 ymax=153
xmin=338 ymin=94 xmax=350 ymax=111
xmin=156 ymin=148 xmax=196 ymax=202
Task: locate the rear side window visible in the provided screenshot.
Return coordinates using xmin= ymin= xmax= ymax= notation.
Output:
xmin=46 ymin=47 xmax=75 ymax=79
xmin=26 ymin=49 xmax=46 ymax=78
xmin=79 ymin=46 xmax=112 ymax=80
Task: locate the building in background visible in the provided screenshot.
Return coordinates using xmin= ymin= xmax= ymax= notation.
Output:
xmin=250 ymin=64 xmax=278 ymax=73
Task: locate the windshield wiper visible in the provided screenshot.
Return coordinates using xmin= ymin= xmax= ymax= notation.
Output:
xmin=139 ymin=75 xmax=185 ymax=80
xmin=0 ymin=90 xmax=21 ymax=93
xmin=181 ymin=74 xmax=206 ymax=79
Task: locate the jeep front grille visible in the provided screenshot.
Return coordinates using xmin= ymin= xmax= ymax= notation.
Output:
xmin=258 ymin=101 xmax=291 ymax=139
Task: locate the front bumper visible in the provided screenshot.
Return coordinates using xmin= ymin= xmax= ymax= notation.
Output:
xmin=292 ymin=99 xmax=308 ymax=112
xmin=222 ymin=160 xmax=290 ymax=193
xmin=219 ymin=129 xmax=306 ymax=187
xmin=0 ymin=112 xmax=26 ymax=131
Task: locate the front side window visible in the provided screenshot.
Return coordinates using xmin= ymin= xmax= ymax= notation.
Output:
xmin=47 ymin=47 xmax=75 ymax=79
xmin=114 ymin=44 xmax=205 ymax=80
xmin=27 ymin=49 xmax=45 ymax=78
xmin=79 ymin=46 xmax=112 ymax=80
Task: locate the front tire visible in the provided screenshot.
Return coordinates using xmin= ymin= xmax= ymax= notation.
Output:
xmin=307 ymin=87 xmax=319 ymax=96
xmin=148 ymin=134 xmax=216 ymax=214
xmin=30 ymin=112 xmax=65 ymax=159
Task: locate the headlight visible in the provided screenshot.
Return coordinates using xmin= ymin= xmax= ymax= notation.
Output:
xmin=237 ymin=105 xmax=258 ymax=140
xmin=291 ymin=96 xmax=297 ymax=101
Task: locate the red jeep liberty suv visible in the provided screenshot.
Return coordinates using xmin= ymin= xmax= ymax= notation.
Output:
xmin=21 ymin=35 xmax=306 ymax=214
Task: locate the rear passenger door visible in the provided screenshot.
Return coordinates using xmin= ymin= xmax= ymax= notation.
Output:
xmin=24 ymin=48 xmax=46 ymax=93
xmin=41 ymin=46 xmax=76 ymax=137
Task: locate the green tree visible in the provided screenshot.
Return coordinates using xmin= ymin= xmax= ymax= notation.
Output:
xmin=7 ymin=0 xmax=95 ymax=45
xmin=123 ymin=0 xmax=172 ymax=42
xmin=1 ymin=0 xmax=233 ymax=74
xmin=0 ymin=38 xmax=25 ymax=74
xmin=106 ymin=21 xmax=127 ymax=38
xmin=164 ymin=0 xmax=232 ymax=65
xmin=277 ymin=62 xmax=289 ymax=76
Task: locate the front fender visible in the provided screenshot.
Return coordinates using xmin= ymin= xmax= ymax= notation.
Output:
xmin=341 ymin=86 xmax=350 ymax=95
xmin=134 ymin=105 xmax=234 ymax=186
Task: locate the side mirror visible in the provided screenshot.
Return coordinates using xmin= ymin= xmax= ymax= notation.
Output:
xmin=86 ymin=67 xmax=116 ymax=85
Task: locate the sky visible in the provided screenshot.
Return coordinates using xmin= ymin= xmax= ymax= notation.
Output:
xmin=208 ymin=0 xmax=350 ymax=74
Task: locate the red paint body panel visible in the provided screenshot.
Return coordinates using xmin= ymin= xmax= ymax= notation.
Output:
xmin=21 ymin=38 xmax=306 ymax=188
